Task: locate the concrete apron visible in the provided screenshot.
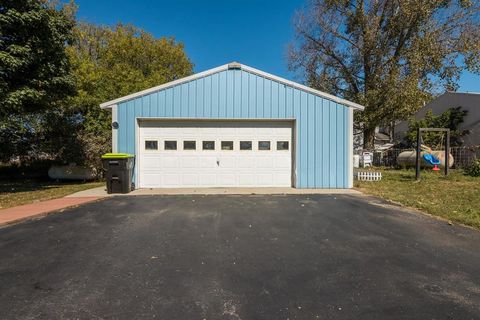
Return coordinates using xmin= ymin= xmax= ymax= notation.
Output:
xmin=67 ymin=186 xmax=362 ymax=197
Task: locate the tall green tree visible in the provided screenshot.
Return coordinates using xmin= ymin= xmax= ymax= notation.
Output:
xmin=0 ymin=0 xmax=76 ymax=117
xmin=0 ymin=0 xmax=76 ymax=163
xmin=289 ymin=0 xmax=480 ymax=148
xmin=66 ymin=23 xmax=193 ymax=169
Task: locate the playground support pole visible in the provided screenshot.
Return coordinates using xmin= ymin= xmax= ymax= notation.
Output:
xmin=445 ymin=130 xmax=450 ymax=176
xmin=416 ymin=127 xmax=421 ymax=180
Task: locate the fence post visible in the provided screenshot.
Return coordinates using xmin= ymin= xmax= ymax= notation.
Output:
xmin=445 ymin=130 xmax=450 ymax=176
xmin=416 ymin=128 xmax=421 ymax=180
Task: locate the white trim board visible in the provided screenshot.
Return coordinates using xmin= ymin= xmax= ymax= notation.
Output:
xmin=100 ymin=62 xmax=364 ymax=110
xmin=348 ymin=108 xmax=354 ymax=188
xmin=111 ymin=104 xmax=118 ymax=153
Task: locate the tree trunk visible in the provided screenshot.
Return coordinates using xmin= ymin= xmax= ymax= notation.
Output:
xmin=363 ymin=127 xmax=375 ymax=149
xmin=389 ymin=121 xmax=395 ymax=143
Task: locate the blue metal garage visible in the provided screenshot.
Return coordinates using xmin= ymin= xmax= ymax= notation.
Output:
xmin=100 ymin=62 xmax=363 ymax=189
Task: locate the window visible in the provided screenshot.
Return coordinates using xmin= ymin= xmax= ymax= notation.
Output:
xmin=145 ymin=140 xmax=158 ymax=150
xmin=258 ymin=141 xmax=271 ymax=150
xmin=183 ymin=141 xmax=196 ymax=150
xmin=240 ymin=141 xmax=252 ymax=150
xmin=164 ymin=141 xmax=177 ymax=150
xmin=277 ymin=141 xmax=289 ymax=150
xmin=221 ymin=141 xmax=234 ymax=150
xmin=203 ymin=141 xmax=215 ymax=150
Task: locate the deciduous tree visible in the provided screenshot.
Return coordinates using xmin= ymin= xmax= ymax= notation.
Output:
xmin=0 ymin=0 xmax=76 ymax=163
xmin=66 ymin=23 xmax=193 ymax=169
xmin=289 ymin=0 xmax=480 ymax=148
xmin=0 ymin=0 xmax=76 ymax=118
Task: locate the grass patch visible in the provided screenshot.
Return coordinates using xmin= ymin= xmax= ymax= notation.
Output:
xmin=355 ymin=169 xmax=480 ymax=229
xmin=0 ymin=180 xmax=104 ymax=209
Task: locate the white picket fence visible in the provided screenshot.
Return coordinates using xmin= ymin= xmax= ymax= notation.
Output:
xmin=356 ymin=171 xmax=382 ymax=181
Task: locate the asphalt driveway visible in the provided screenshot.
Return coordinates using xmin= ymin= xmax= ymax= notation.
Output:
xmin=1 ymin=194 xmax=479 ymax=319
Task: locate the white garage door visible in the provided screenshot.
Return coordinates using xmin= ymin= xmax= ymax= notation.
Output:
xmin=137 ymin=120 xmax=293 ymax=188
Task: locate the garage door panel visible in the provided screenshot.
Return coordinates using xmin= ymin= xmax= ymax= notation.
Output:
xmin=199 ymin=157 xmax=216 ymax=168
xmin=198 ymin=174 xmax=216 ymax=186
xmin=182 ymin=174 xmax=198 ymax=186
xmin=138 ymin=120 xmax=292 ymax=188
xmin=237 ymin=127 xmax=254 ymax=135
xmin=274 ymin=157 xmax=291 ymax=169
xmin=163 ymin=127 xmax=181 ymax=135
xmin=180 ymin=157 xmax=199 ymax=168
xmin=162 ymin=174 xmax=181 ymax=187
xmin=237 ymin=157 xmax=255 ymax=168
xmin=142 ymin=157 xmax=160 ymax=169
xmin=275 ymin=174 xmax=292 ymax=185
xmin=199 ymin=127 xmax=218 ymax=135
xmin=141 ymin=173 xmax=162 ymax=186
xmin=181 ymin=127 xmax=197 ymax=135
xmin=221 ymin=127 xmax=236 ymax=135
xmin=162 ymin=157 xmax=179 ymax=168
xmin=257 ymin=157 xmax=274 ymax=168
xmin=219 ymin=157 xmax=235 ymax=168
xmin=217 ymin=174 xmax=236 ymax=186
xmin=257 ymin=127 xmax=275 ymax=135
xmin=256 ymin=174 xmax=274 ymax=185
xmin=275 ymin=127 xmax=291 ymax=135
xmin=238 ymin=174 xmax=255 ymax=186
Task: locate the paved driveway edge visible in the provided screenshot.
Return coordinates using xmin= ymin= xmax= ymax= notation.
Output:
xmin=0 ymin=197 xmax=103 ymax=227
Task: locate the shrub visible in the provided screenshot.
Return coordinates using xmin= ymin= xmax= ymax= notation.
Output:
xmin=465 ymin=159 xmax=480 ymax=177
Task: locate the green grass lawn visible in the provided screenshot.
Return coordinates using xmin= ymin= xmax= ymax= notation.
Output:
xmin=355 ymin=169 xmax=480 ymax=229
xmin=0 ymin=180 xmax=104 ymax=209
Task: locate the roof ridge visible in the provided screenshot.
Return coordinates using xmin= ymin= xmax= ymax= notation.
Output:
xmin=446 ymin=91 xmax=480 ymax=96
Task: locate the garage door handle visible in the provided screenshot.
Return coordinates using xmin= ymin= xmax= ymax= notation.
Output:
xmin=216 ymin=160 xmax=220 ymax=166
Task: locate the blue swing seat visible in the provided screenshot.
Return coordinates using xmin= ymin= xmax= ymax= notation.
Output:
xmin=423 ymin=153 xmax=441 ymax=165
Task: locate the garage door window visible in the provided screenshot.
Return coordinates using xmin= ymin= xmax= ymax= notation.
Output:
xmin=203 ymin=141 xmax=215 ymax=150
xmin=240 ymin=141 xmax=252 ymax=150
xmin=258 ymin=141 xmax=271 ymax=150
xmin=277 ymin=141 xmax=289 ymax=150
xmin=145 ymin=140 xmax=158 ymax=150
xmin=221 ymin=141 xmax=234 ymax=150
xmin=183 ymin=141 xmax=196 ymax=150
xmin=164 ymin=141 xmax=177 ymax=150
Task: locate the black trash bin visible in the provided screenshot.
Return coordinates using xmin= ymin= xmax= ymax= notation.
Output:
xmin=101 ymin=153 xmax=135 ymax=194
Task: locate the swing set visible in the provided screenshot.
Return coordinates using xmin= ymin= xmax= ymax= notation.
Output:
xmin=415 ymin=128 xmax=450 ymax=180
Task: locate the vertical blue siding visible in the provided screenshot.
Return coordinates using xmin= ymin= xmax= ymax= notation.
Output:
xmin=248 ymin=73 xmax=255 ymax=117
xmin=256 ymin=77 xmax=263 ymax=118
xmin=314 ymin=97 xmax=322 ymax=186
xmin=116 ymin=69 xmax=351 ymax=188
xmin=321 ymin=99 xmax=330 ymax=187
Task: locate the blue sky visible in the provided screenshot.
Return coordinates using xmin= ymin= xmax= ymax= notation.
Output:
xmin=74 ymin=0 xmax=479 ymax=93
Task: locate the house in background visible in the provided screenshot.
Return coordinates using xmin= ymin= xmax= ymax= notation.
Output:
xmin=353 ymin=127 xmax=394 ymax=151
xmin=394 ymin=92 xmax=480 ymax=147
xmin=100 ymin=62 xmax=364 ymax=189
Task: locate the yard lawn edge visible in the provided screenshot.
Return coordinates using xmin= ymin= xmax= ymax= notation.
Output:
xmin=0 ymin=181 xmax=104 ymax=210
xmin=353 ymin=188 xmax=480 ymax=232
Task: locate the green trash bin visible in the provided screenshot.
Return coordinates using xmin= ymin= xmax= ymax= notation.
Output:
xmin=101 ymin=153 xmax=135 ymax=194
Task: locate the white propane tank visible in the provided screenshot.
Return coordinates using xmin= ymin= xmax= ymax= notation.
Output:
xmin=48 ymin=164 xmax=97 ymax=180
